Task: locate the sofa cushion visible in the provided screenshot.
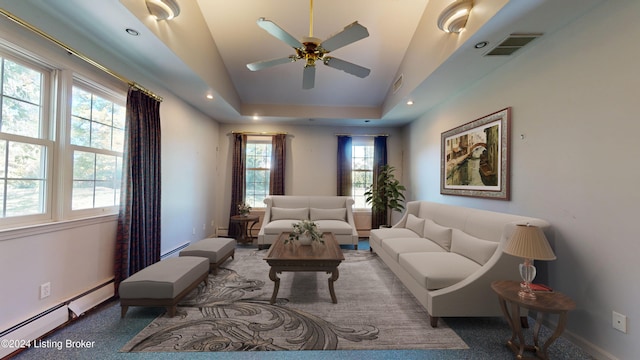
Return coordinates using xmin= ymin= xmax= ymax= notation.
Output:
xmin=263 ymin=220 xmax=302 ymax=235
xmin=450 ymin=229 xmax=498 ymax=265
xmin=310 ymin=208 xmax=346 ymax=221
xmin=271 ymin=207 xmax=308 ymax=221
xmin=423 ymin=218 xmax=453 ymax=251
xmin=406 ymin=214 xmax=425 ymax=237
xmin=315 ymin=220 xmax=353 ymax=235
xmin=369 ymin=228 xmax=420 ymax=248
xmin=399 ymin=252 xmax=481 ymax=290
xmin=381 ymin=238 xmax=446 ymax=261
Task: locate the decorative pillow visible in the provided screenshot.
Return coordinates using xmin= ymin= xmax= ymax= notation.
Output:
xmin=270 ymin=207 xmax=308 ymax=221
xmin=450 ymin=229 xmax=498 ymax=265
xmin=405 ymin=214 xmax=425 ymax=237
xmin=310 ymin=208 xmax=346 ymax=221
xmin=423 ymin=218 xmax=452 ymax=251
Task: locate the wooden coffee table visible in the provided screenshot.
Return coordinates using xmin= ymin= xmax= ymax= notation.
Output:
xmin=264 ymin=232 xmax=345 ymax=304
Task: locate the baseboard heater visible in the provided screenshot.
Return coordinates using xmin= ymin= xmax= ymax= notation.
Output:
xmin=161 ymin=242 xmax=190 ymax=259
xmin=0 ymin=305 xmax=68 ymax=358
xmin=0 ymin=279 xmax=114 ymax=358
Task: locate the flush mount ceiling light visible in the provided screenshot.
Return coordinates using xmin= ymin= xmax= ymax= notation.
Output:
xmin=145 ymin=0 xmax=180 ymax=21
xmin=437 ymin=0 xmax=473 ymax=33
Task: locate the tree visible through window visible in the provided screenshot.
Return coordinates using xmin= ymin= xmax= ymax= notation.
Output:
xmin=70 ymin=85 xmax=125 ymax=210
xmin=352 ymin=143 xmax=374 ymax=208
xmin=0 ymin=56 xmax=48 ymax=218
xmin=245 ymin=139 xmax=271 ymax=208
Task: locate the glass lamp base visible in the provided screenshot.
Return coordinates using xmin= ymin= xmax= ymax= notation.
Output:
xmin=518 ymin=286 xmax=537 ymax=300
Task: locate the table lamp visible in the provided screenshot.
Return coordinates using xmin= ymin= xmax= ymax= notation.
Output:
xmin=503 ymin=224 xmax=556 ymax=300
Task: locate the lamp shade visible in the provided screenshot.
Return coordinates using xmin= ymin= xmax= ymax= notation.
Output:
xmin=503 ymin=224 xmax=556 ymax=260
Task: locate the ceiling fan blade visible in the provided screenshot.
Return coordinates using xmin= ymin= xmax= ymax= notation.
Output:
xmin=257 ymin=18 xmax=303 ymax=49
xmin=320 ymin=21 xmax=369 ymax=52
xmin=247 ymin=56 xmax=296 ymax=71
xmin=323 ymin=57 xmax=370 ymax=78
xmin=302 ymin=65 xmax=316 ymax=89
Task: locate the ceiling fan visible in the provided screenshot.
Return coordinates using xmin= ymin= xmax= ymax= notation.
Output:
xmin=246 ymin=0 xmax=371 ymax=89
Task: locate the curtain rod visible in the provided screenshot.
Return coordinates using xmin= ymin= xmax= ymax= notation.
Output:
xmin=0 ymin=9 xmax=163 ymax=102
xmin=335 ymin=133 xmax=389 ymax=137
xmin=230 ymin=131 xmax=288 ymax=136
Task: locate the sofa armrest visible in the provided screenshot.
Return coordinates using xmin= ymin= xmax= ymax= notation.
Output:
xmin=391 ymin=201 xmax=420 ymax=229
xmin=427 ymin=220 xmax=550 ymax=317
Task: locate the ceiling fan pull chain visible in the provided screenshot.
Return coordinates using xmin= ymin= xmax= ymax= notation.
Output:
xmin=309 ymin=0 xmax=314 ymax=37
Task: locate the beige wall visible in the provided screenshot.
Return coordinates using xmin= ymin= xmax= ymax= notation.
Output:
xmin=404 ymin=1 xmax=639 ymax=358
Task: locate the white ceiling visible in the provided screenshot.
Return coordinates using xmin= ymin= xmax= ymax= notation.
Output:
xmin=0 ymin=0 xmax=604 ymax=127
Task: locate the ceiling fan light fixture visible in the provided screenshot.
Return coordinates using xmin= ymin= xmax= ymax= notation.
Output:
xmin=438 ymin=0 xmax=473 ymax=33
xmin=146 ymin=0 xmax=180 ymax=21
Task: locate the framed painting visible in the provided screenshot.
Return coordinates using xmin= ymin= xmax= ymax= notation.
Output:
xmin=441 ymin=107 xmax=511 ymax=200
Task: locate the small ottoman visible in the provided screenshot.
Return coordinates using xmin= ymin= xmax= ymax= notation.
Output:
xmin=119 ymin=256 xmax=209 ymax=318
xmin=180 ymin=237 xmax=236 ymax=274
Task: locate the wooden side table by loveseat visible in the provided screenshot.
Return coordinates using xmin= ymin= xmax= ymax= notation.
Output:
xmin=229 ymin=214 xmax=259 ymax=245
xmin=491 ymin=280 xmax=576 ymax=360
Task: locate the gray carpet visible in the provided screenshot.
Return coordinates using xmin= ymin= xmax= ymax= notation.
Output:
xmin=121 ymin=248 xmax=468 ymax=352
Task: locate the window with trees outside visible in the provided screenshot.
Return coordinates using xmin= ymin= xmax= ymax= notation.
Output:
xmin=70 ymin=85 xmax=125 ymax=211
xmin=0 ymin=55 xmax=51 ymax=220
xmin=352 ymin=139 xmax=374 ymax=209
xmin=245 ymin=138 xmax=271 ymax=208
xmin=0 ymin=39 xmax=126 ymax=230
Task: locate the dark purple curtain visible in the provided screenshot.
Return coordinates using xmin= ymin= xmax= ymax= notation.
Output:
xmin=371 ymin=136 xmax=388 ymax=229
xmin=228 ymin=134 xmax=247 ymax=238
xmin=114 ymin=88 xmax=162 ymax=293
xmin=336 ymin=136 xmax=352 ymax=196
xmin=270 ymin=134 xmax=286 ymax=195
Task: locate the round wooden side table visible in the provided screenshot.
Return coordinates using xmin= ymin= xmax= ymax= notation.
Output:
xmin=491 ymin=280 xmax=576 ymax=360
xmin=229 ymin=214 xmax=259 ymax=245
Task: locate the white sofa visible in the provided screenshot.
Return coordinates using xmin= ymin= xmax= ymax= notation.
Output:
xmin=370 ymin=201 xmax=549 ymax=327
xmin=258 ymin=196 xmax=359 ymax=249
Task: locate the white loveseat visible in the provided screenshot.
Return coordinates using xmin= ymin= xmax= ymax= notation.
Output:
xmin=370 ymin=201 xmax=549 ymax=327
xmin=258 ymin=196 xmax=359 ymax=249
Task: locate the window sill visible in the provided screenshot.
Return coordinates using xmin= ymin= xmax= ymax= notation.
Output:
xmin=0 ymin=214 xmax=118 ymax=242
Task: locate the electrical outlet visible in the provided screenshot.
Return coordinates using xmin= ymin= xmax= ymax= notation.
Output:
xmin=612 ymin=311 xmax=627 ymax=333
xmin=40 ymin=282 xmax=51 ymax=299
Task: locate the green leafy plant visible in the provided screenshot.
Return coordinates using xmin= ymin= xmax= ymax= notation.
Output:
xmin=364 ymin=164 xmax=406 ymax=226
xmin=237 ymin=202 xmax=252 ymax=216
xmin=285 ymin=220 xmax=324 ymax=244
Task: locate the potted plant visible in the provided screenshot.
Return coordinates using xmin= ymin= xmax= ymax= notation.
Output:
xmin=237 ymin=202 xmax=252 ymax=216
xmin=364 ymin=164 xmax=406 ymax=227
xmin=285 ymin=220 xmax=324 ymax=245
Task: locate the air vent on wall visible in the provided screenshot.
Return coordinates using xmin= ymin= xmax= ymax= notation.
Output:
xmin=392 ymin=74 xmax=403 ymax=93
xmin=485 ymin=33 xmax=543 ymax=56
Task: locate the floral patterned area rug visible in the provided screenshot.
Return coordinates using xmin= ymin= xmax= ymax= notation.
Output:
xmin=120 ymin=248 xmax=468 ymax=352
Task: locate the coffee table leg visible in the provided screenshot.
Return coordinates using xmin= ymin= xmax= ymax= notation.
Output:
xmin=328 ymin=268 xmax=340 ymax=303
xmin=269 ymin=268 xmax=280 ymax=304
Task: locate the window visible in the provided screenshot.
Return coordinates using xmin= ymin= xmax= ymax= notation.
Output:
xmin=352 ymin=140 xmax=374 ymax=209
xmin=70 ymin=84 xmax=125 ymax=211
xmin=0 ymin=55 xmax=51 ymax=219
xmin=0 ymin=38 xmax=127 ymax=229
xmin=245 ymin=138 xmax=271 ymax=208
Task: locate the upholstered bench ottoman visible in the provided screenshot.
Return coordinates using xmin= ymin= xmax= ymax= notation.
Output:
xmin=179 ymin=237 xmax=236 ymax=275
xmin=119 ymin=256 xmax=209 ymax=318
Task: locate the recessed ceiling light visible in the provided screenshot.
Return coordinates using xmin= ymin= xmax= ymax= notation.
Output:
xmin=474 ymin=41 xmax=489 ymax=49
xmin=125 ymin=28 xmax=139 ymax=36
xmin=253 ymin=115 xmax=259 ymax=120
xmin=364 ymin=120 xmax=370 ymax=123
xmin=407 ymin=100 xmax=414 ymax=106
xmin=206 ymin=94 xmax=214 ymax=100
xmin=145 ymin=0 xmax=180 ymax=21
